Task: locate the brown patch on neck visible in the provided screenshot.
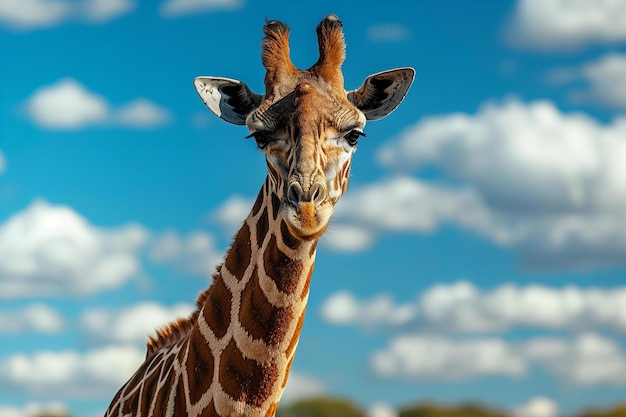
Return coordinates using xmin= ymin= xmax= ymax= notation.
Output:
xmin=256 ymin=206 xmax=270 ymax=246
xmin=280 ymin=219 xmax=301 ymax=250
xmin=263 ymin=234 xmax=303 ymax=294
xmin=219 ymin=339 xmax=279 ymax=407
xmin=202 ymin=276 xmax=232 ymax=339
xmin=239 ymin=266 xmax=294 ymax=345
xmin=186 ymin=330 xmax=215 ymax=404
xmin=224 ymin=222 xmax=252 ymax=280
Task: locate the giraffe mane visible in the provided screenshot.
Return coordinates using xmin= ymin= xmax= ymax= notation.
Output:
xmin=145 ymin=267 xmax=222 ymax=358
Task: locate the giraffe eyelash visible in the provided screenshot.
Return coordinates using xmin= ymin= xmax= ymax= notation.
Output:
xmin=343 ymin=129 xmax=366 ymax=147
xmin=246 ymin=131 xmax=274 ymax=149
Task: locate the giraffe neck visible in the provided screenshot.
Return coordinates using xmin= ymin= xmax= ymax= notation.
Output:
xmin=190 ymin=177 xmax=317 ymax=416
xmin=104 ymin=178 xmax=317 ymax=417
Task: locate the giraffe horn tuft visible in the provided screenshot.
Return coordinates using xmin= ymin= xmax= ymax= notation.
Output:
xmin=310 ymin=14 xmax=346 ymax=88
xmin=261 ymin=19 xmax=296 ymax=91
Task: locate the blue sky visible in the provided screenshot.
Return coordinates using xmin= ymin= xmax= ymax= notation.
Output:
xmin=1 ymin=0 xmax=626 ymax=416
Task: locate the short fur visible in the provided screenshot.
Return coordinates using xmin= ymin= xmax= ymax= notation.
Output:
xmin=106 ymin=14 xmax=414 ymax=417
xmin=311 ymin=15 xmax=346 ymax=89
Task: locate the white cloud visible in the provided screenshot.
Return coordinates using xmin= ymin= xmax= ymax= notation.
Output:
xmin=149 ymin=230 xmax=223 ymax=277
xmin=371 ymin=99 xmax=626 ymax=268
xmin=513 ymin=398 xmax=559 ymax=417
xmin=0 ymin=0 xmax=72 ymax=29
xmin=159 ymin=0 xmax=243 ymax=18
xmin=578 ymin=53 xmax=626 ymax=107
xmin=209 ymin=194 xmax=253 ymax=234
xmin=371 ymin=334 xmax=526 ymax=381
xmin=525 ymin=333 xmax=626 ymax=386
xmin=377 ymin=99 xmax=625 ymax=212
xmin=0 ymin=402 xmax=69 ymax=417
xmin=367 ymin=24 xmax=410 ymax=42
xmin=114 ymin=99 xmax=173 ymax=128
xmin=321 ymin=282 xmax=626 ymax=334
xmin=0 ymin=345 xmax=144 ymax=397
xmin=507 ymin=0 xmax=626 ymax=50
xmin=548 ymin=53 xmax=626 ymax=108
xmin=23 ymin=78 xmax=172 ymax=130
xmin=323 ymin=224 xmax=375 ymax=252
xmin=0 ymin=0 xmax=134 ymax=30
xmin=334 ymin=176 xmax=494 ymax=238
xmin=371 ymin=333 xmax=626 ymax=385
xmin=0 ymin=304 xmax=64 ymax=334
xmin=82 ymin=301 xmax=195 ymax=345
xmin=320 ymin=291 xmax=415 ymax=329
xmin=280 ymin=372 xmax=326 ymax=406
xmin=24 ymin=78 xmax=109 ymax=129
xmin=418 ymin=281 xmax=626 ymax=333
xmin=78 ymin=0 xmax=135 ymax=23
xmin=0 ymin=200 xmax=147 ymax=298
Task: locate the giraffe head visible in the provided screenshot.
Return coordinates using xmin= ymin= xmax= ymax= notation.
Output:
xmin=195 ymin=15 xmax=414 ymax=240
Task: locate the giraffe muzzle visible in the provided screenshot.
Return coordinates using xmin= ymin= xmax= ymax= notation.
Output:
xmin=287 ymin=181 xmax=327 ymax=208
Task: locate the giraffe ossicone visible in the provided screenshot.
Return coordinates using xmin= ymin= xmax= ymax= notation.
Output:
xmin=105 ymin=14 xmax=413 ymax=417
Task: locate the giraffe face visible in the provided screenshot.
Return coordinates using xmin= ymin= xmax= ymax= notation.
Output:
xmin=194 ymin=15 xmax=414 ymax=239
xmin=245 ymin=77 xmax=367 ymax=239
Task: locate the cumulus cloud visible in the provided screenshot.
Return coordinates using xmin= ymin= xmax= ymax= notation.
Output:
xmin=547 ymin=53 xmax=626 ymax=108
xmin=78 ymin=0 xmax=135 ymax=23
xmin=368 ymin=99 xmax=626 ymax=268
xmin=371 ymin=332 xmax=626 ymax=385
xmin=159 ymin=0 xmax=243 ymax=17
xmin=0 ymin=0 xmax=134 ymax=30
xmin=371 ymin=334 xmax=526 ymax=381
xmin=280 ymin=372 xmax=326 ymax=405
xmin=525 ymin=333 xmax=626 ymax=386
xmin=23 ymin=78 xmax=172 ymax=130
xmin=0 ymin=402 xmax=69 ymax=417
xmin=506 ymin=0 xmax=626 ymax=50
xmin=0 ymin=304 xmax=64 ymax=334
xmin=0 ymin=345 xmax=144 ymax=397
xmin=82 ymin=301 xmax=195 ymax=345
xmin=113 ymin=99 xmax=173 ymax=128
xmin=320 ymin=291 xmax=416 ymax=329
xmin=513 ymin=397 xmax=559 ymax=417
xmin=321 ymin=282 xmax=626 ymax=334
xmin=333 ymin=176 xmax=496 ymax=244
xmin=24 ymin=78 xmax=109 ymax=129
xmin=0 ymin=200 xmax=147 ymax=298
xmin=149 ymin=230 xmax=223 ymax=277
xmin=209 ymin=194 xmax=254 ymax=234
xmin=367 ymin=24 xmax=410 ymax=42
xmin=323 ymin=224 xmax=375 ymax=252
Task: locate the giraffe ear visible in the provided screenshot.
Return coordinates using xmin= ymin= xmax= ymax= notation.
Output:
xmin=347 ymin=68 xmax=415 ymax=121
xmin=194 ymin=77 xmax=263 ymax=125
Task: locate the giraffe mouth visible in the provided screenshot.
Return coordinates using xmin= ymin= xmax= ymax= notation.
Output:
xmin=281 ymin=201 xmax=333 ymax=240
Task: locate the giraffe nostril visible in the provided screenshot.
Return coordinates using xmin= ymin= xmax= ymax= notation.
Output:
xmin=287 ymin=182 xmax=327 ymax=207
xmin=287 ymin=182 xmax=303 ymax=207
xmin=310 ymin=182 xmax=327 ymax=206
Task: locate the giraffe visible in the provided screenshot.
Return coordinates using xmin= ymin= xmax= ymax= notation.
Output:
xmin=104 ymin=14 xmax=413 ymax=417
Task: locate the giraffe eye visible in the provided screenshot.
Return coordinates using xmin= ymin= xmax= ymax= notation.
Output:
xmin=343 ymin=129 xmax=366 ymax=147
xmin=247 ymin=131 xmax=273 ymax=149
